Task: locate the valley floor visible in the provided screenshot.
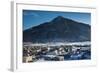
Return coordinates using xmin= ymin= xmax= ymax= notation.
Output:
xmin=23 ymin=41 xmax=91 ymax=63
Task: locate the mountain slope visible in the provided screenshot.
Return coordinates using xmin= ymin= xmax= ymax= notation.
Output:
xmin=23 ymin=16 xmax=91 ymax=43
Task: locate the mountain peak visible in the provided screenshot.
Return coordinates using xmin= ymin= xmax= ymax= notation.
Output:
xmin=52 ymin=16 xmax=73 ymax=23
xmin=56 ymin=16 xmax=65 ymax=19
xmin=52 ymin=16 xmax=66 ymax=22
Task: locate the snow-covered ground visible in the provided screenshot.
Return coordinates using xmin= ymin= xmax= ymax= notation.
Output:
xmin=24 ymin=41 xmax=90 ymax=47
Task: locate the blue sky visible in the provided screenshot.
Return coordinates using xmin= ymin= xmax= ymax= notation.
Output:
xmin=23 ymin=10 xmax=91 ymax=30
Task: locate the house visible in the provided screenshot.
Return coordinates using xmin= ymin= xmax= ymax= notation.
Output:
xmin=23 ymin=56 xmax=33 ymax=63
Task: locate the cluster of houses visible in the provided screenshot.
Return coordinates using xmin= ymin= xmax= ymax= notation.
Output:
xmin=23 ymin=42 xmax=91 ymax=63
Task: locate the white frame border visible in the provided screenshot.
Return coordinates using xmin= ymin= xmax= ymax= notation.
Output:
xmin=11 ymin=1 xmax=97 ymax=71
